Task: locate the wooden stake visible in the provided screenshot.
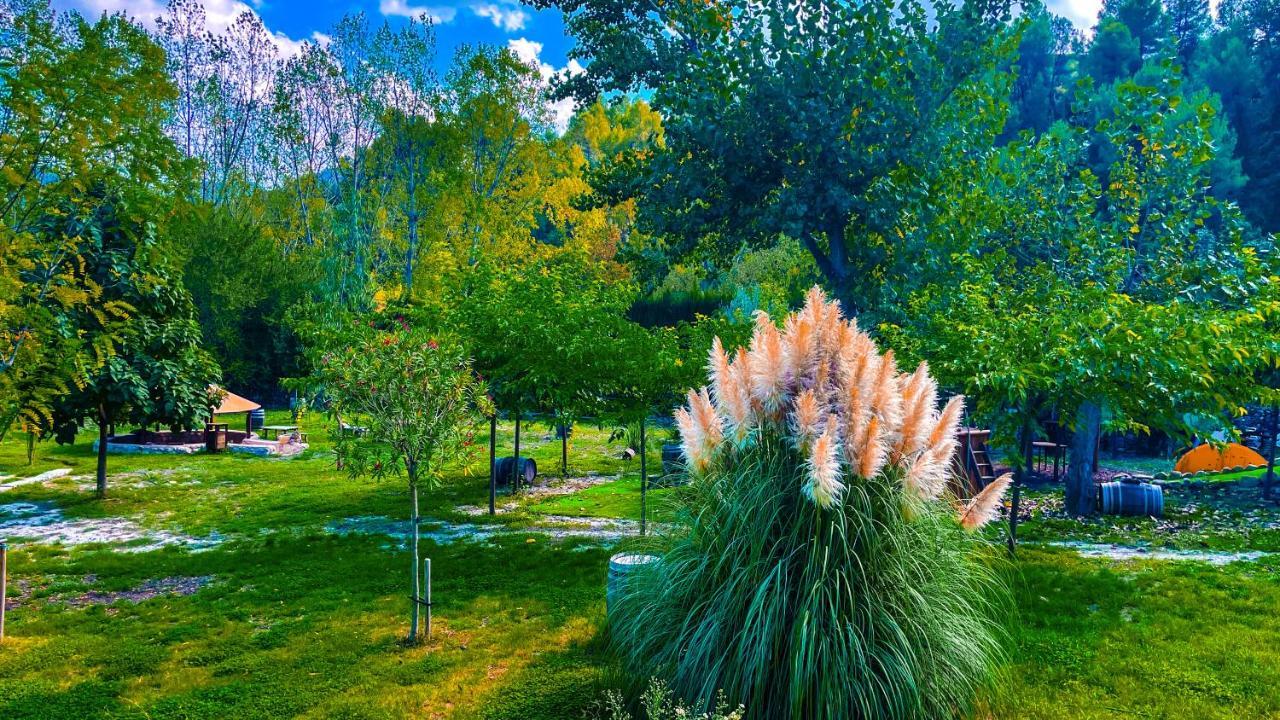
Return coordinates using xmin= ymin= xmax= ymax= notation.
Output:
xmin=423 ymin=558 xmax=432 ymax=639
xmin=1 ymin=541 xmax=7 ymax=644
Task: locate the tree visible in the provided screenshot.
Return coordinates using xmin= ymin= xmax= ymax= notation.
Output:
xmin=317 ymin=323 xmax=490 ymax=644
xmin=1102 ymin=0 xmax=1169 ymax=55
xmin=536 ymin=0 xmax=1019 ymax=313
xmin=167 ymin=200 xmax=318 ymax=397
xmin=45 ymin=192 xmax=221 ymax=497
xmin=1003 ymin=3 xmax=1081 ymax=138
xmin=889 ymin=64 xmax=1270 ymax=516
xmin=1083 ymin=19 xmax=1143 ymax=83
xmin=443 ymin=45 xmax=550 ymax=273
xmin=1165 ymin=0 xmax=1211 ymax=64
xmin=1 ymin=1 xmax=191 ymax=439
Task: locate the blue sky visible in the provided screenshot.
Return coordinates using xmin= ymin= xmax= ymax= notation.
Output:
xmin=52 ymin=0 xmax=1108 ymax=78
xmin=53 ymin=0 xmax=577 ymax=73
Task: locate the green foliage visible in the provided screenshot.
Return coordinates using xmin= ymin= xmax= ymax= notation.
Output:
xmin=539 ymin=0 xmax=1019 ymax=310
xmin=166 ymin=201 xmax=317 ymax=397
xmin=41 ymin=189 xmax=219 ymax=495
xmin=318 ymin=325 xmax=490 ymax=489
xmin=0 ymin=0 xmax=190 ymax=438
xmin=453 ymin=252 xmax=678 ymax=423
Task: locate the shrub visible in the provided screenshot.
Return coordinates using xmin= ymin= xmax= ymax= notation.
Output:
xmin=600 ymin=679 xmax=744 ymax=720
xmin=610 ymin=288 xmax=1010 ymax=719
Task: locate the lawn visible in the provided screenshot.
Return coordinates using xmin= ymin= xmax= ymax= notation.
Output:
xmin=2 ymin=417 xmax=1279 ymax=719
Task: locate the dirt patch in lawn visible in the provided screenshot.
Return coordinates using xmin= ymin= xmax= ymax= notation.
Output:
xmin=63 ymin=575 xmax=215 ymax=606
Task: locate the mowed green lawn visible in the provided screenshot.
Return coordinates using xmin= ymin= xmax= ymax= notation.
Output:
xmin=1 ymin=415 xmax=1279 ymax=719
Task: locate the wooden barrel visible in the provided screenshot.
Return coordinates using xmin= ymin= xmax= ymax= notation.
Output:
xmin=1098 ymin=479 xmax=1164 ymax=517
xmin=249 ymin=408 xmax=265 ymax=430
xmin=607 ymin=553 xmax=659 ymax=619
xmin=494 ymin=456 xmax=537 ymax=486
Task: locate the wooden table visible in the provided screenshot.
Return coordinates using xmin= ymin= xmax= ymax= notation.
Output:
xmin=261 ymin=425 xmax=299 ymax=440
xmin=1031 ymin=440 xmax=1067 ymax=482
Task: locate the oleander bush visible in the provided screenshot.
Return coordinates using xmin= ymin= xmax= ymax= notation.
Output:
xmin=610 ymin=288 xmax=1012 ymax=719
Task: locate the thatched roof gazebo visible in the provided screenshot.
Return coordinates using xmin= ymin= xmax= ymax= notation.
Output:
xmin=210 ymin=386 xmax=262 ymax=434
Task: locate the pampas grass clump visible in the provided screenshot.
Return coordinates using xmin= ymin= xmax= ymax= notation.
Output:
xmin=611 ymin=287 xmax=1011 ymax=720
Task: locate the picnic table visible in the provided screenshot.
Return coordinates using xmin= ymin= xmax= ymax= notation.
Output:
xmin=261 ymin=425 xmax=299 ymax=440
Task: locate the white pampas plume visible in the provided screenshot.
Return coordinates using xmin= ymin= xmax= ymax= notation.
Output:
xmin=870 ymin=349 xmax=903 ymax=443
xmin=856 ymin=416 xmax=887 ymax=479
xmin=959 ymin=474 xmax=1012 ymax=530
xmin=749 ymin=312 xmax=788 ymax=418
xmin=720 ymin=353 xmax=754 ymax=442
xmin=783 ymin=312 xmax=816 ymax=387
xmin=677 ymin=387 xmax=723 ymax=473
xmin=708 ymin=336 xmax=731 ymax=406
xmin=904 ymin=395 xmax=965 ymax=498
xmin=790 ymin=387 xmax=822 ymax=449
xmin=805 ymin=421 xmax=844 ymax=508
xmin=894 ymin=362 xmax=937 ymax=461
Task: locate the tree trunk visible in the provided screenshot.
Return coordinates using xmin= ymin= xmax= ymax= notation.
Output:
xmin=1264 ymin=403 xmax=1278 ymax=501
xmin=488 ymin=414 xmax=497 ymax=515
xmin=1007 ymin=413 xmax=1032 ymax=556
xmin=408 ymin=473 xmax=421 ymax=644
xmin=513 ymin=413 xmax=522 ymax=494
xmin=96 ymin=404 xmax=109 ymax=499
xmin=561 ymin=423 xmax=568 ymax=479
xmin=640 ymin=420 xmax=647 ymax=537
xmin=1065 ymin=400 xmax=1103 ymax=516
xmin=404 ymin=212 xmax=418 ymax=298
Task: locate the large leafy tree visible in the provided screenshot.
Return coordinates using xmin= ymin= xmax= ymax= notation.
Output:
xmin=536 ymin=0 xmax=1018 ymax=313
xmin=890 ymin=64 xmax=1270 ymax=516
xmin=46 ymin=192 xmax=221 ymax=498
xmin=1 ymin=1 xmax=192 ymax=439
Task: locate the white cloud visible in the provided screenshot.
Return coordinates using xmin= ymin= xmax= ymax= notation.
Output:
xmin=57 ymin=0 xmax=313 ymax=56
xmin=378 ymin=0 xmax=457 ymax=23
xmin=507 ymin=37 xmax=543 ymax=67
xmin=506 ymin=37 xmax=584 ymax=133
xmin=1044 ymin=0 xmax=1104 ymax=31
xmin=472 ymin=2 xmax=527 ymax=32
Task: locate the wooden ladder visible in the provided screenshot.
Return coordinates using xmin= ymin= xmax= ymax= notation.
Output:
xmin=969 ymin=444 xmax=996 ymax=488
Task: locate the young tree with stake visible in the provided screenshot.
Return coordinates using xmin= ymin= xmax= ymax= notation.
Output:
xmin=319 ymin=323 xmax=490 ymax=644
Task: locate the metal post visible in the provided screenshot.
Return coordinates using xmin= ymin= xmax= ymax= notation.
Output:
xmin=488 ymin=414 xmax=497 ymax=515
xmin=423 ymin=558 xmax=432 ymax=639
xmin=640 ymin=420 xmax=647 ymax=536
xmin=1 ymin=541 xmax=7 ymax=644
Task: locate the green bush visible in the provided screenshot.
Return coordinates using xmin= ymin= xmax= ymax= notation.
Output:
xmin=610 ymin=289 xmax=1009 ymax=719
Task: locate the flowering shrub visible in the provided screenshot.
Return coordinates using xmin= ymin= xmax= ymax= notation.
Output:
xmin=611 ymin=288 xmax=1011 ymax=719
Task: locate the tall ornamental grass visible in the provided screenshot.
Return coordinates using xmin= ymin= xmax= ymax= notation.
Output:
xmin=611 ymin=288 xmax=1012 ymax=719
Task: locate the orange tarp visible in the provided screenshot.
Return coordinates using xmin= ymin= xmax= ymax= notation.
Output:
xmin=1174 ymin=442 xmax=1266 ymax=473
xmin=210 ymin=385 xmax=261 ymax=415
